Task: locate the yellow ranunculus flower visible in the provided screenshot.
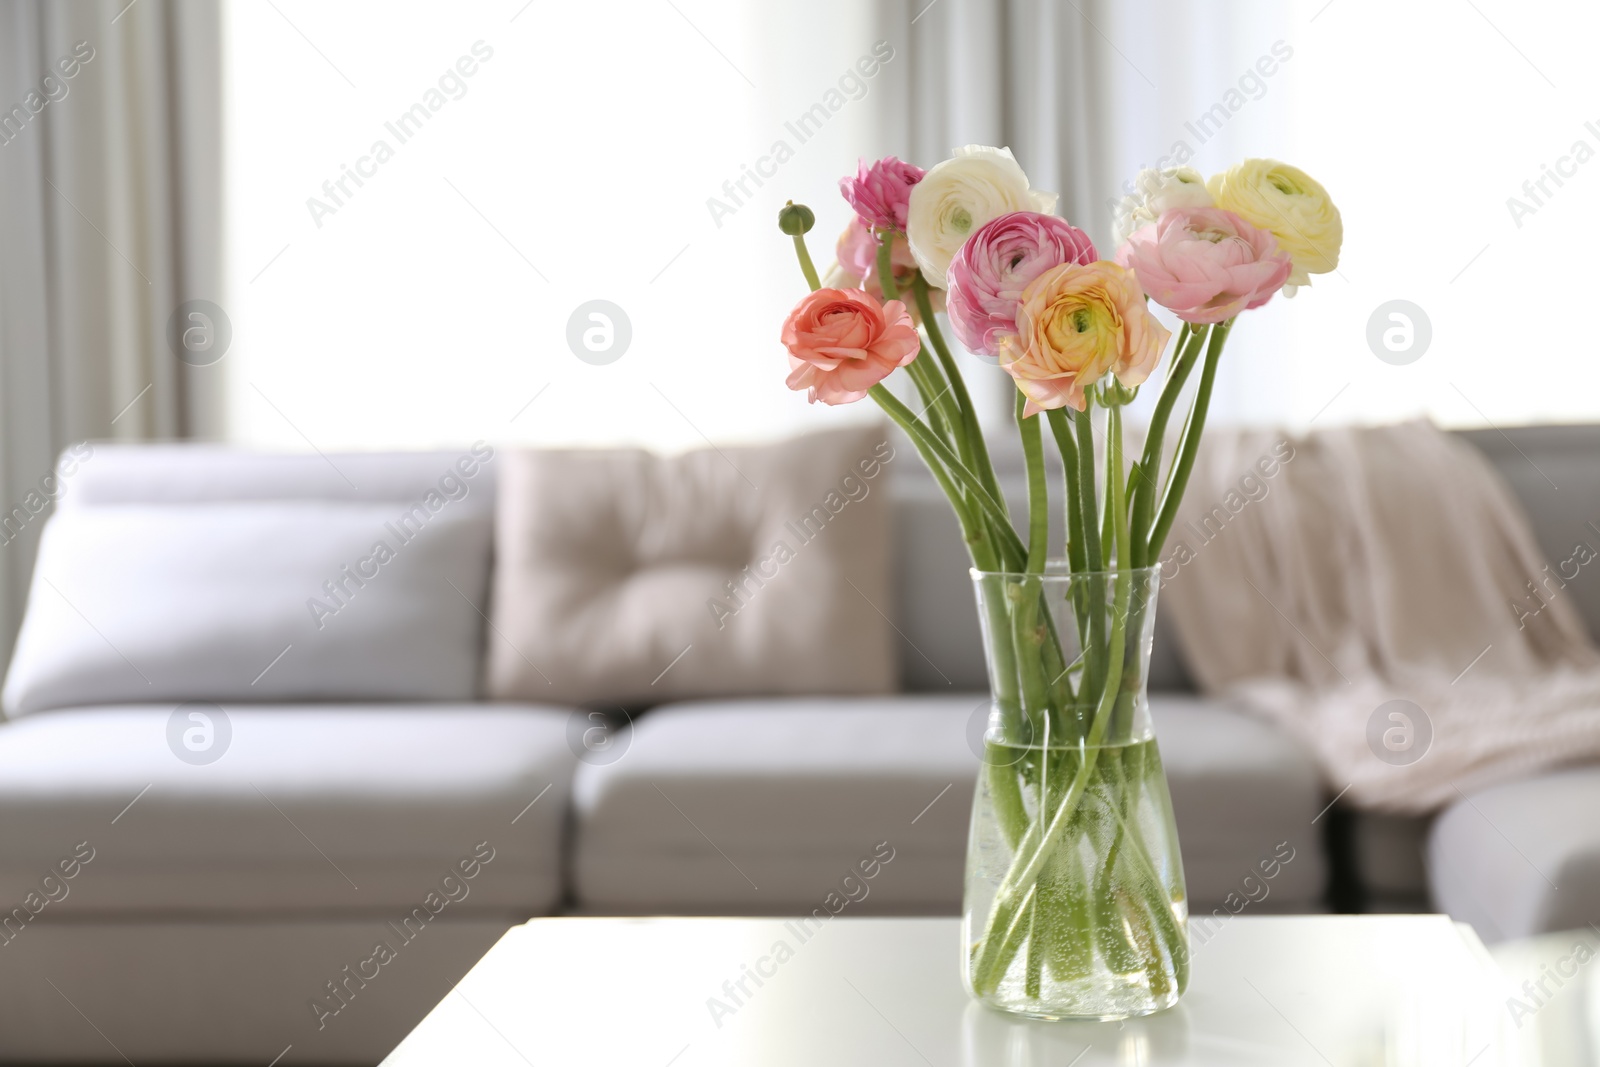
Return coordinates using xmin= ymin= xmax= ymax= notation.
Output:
xmin=1207 ymin=160 xmax=1342 ymax=290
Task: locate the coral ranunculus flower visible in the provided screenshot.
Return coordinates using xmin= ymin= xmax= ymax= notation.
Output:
xmin=839 ymin=156 xmax=925 ymax=233
xmin=1000 ymin=262 xmax=1170 ymax=416
xmin=945 ymin=211 xmax=1098 ymax=357
xmin=1117 ymin=207 xmax=1291 ymax=324
xmin=781 ymin=288 xmax=921 ymax=406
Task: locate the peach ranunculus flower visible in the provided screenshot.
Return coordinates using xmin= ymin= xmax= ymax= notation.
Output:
xmin=999 ymin=261 xmax=1171 ymax=415
xmin=781 ymin=288 xmax=921 ymax=405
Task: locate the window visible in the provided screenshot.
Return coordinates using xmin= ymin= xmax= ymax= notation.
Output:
xmin=1103 ymin=0 xmax=1600 ymax=428
xmin=224 ymin=0 xmax=887 ymax=451
xmin=226 ymin=0 xmax=1600 ymax=450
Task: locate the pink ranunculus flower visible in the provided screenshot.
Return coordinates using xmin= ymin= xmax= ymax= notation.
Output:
xmin=1000 ymin=261 xmax=1170 ymax=415
xmin=839 ymin=156 xmax=925 ymax=233
xmin=781 ymin=288 xmax=922 ymax=405
xmin=836 ymin=217 xmax=916 ymax=281
xmin=827 ymin=219 xmax=943 ymax=323
xmin=945 ymin=211 xmax=1099 ymax=357
xmin=1117 ymin=207 xmax=1292 ymax=324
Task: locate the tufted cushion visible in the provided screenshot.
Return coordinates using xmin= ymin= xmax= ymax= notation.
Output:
xmin=487 ymin=425 xmax=898 ymax=706
xmin=4 ymin=502 xmax=492 ymax=714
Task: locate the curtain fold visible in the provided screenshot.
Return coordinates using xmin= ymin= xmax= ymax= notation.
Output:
xmin=870 ymin=0 xmax=1117 ymax=425
xmin=0 ymin=0 xmax=220 ymax=673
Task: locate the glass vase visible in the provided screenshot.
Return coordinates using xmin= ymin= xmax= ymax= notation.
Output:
xmin=962 ymin=563 xmax=1188 ymax=1020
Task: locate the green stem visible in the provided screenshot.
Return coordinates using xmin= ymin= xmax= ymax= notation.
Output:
xmin=1009 ymin=392 xmax=1054 ymax=742
xmin=971 ymin=410 xmax=1136 ymax=997
xmin=889 ymin=273 xmax=961 ymax=456
xmin=1015 ymin=396 xmax=1078 ymax=734
xmin=875 ymin=385 xmax=1027 ymax=857
xmin=1017 ymin=393 xmax=1048 ymax=575
xmin=1072 ymin=408 xmax=1102 ymax=574
xmin=1100 ymin=429 xmax=1116 ymax=563
xmin=869 ymin=388 xmax=977 ymax=547
xmin=1148 ymin=318 xmax=1232 ymax=559
xmin=985 ymin=753 xmax=1030 ymax=852
xmin=1090 ymin=755 xmax=1141 ymax=975
xmin=1109 ymin=404 xmax=1131 ymax=571
xmin=869 ymin=385 xmax=1026 ymax=570
xmin=874 ymin=237 xmax=900 ymax=302
xmin=881 ymin=242 xmax=959 ymax=448
xmin=1130 ymin=324 xmax=1207 ymax=567
xmin=1047 ymin=410 xmax=1091 ymax=681
xmin=1072 ymin=408 xmax=1105 ymax=703
xmin=1099 ymin=758 xmax=1189 ymax=993
xmin=1024 ymin=896 xmax=1043 ymax=998
xmin=904 ymin=349 xmax=955 ymax=444
xmin=972 ymin=577 xmax=1133 ymax=994
xmin=1046 ymin=411 xmax=1085 ymax=576
xmin=913 ymin=272 xmax=1006 ymax=510
xmin=793 ymin=234 xmax=820 ymax=291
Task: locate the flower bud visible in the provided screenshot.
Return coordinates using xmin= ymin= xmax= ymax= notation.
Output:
xmin=1101 ymin=378 xmax=1140 ymax=407
xmin=778 ymin=201 xmax=815 ymax=236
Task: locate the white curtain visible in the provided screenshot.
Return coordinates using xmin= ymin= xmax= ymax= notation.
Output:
xmin=866 ymin=0 xmax=1118 ymax=425
xmin=867 ymin=0 xmax=1307 ymax=429
xmin=0 ymin=0 xmax=221 ymax=671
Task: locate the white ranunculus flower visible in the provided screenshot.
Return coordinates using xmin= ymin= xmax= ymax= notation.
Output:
xmin=1111 ymin=166 xmax=1213 ymax=247
xmin=905 ymin=145 xmax=1056 ymax=289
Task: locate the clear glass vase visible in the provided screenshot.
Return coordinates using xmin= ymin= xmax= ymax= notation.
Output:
xmin=962 ymin=564 xmax=1188 ymax=1020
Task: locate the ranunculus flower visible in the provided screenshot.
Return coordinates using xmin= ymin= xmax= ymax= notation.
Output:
xmin=1111 ymin=166 xmax=1213 ymax=247
xmin=999 ymin=262 xmax=1170 ymax=415
xmin=1117 ymin=207 xmax=1292 ymax=324
xmin=834 ymin=217 xmax=916 ymax=282
xmin=821 ymin=220 xmax=942 ymax=323
xmin=1207 ymin=159 xmax=1342 ymax=292
xmin=945 ymin=211 xmax=1098 ymax=357
xmin=839 ymin=156 xmax=924 ymax=233
xmin=906 ymin=145 xmax=1057 ymax=290
xmin=781 ymin=288 xmax=922 ymax=406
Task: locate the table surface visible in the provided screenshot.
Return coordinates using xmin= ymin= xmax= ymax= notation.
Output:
xmin=381 ymin=915 xmax=1526 ymax=1066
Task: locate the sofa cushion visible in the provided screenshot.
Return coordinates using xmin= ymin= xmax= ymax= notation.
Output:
xmin=569 ymin=694 xmax=1326 ymax=915
xmin=1457 ymin=425 xmax=1600 ymax=643
xmin=0 ymin=705 xmax=574 ymax=914
xmin=3 ymin=502 xmax=492 ymax=714
xmin=572 ymin=695 xmax=975 ymax=914
xmin=1147 ymin=695 xmax=1328 ymax=910
xmin=57 ymin=443 xmax=498 ymax=510
xmin=1429 ymin=767 xmax=1600 ymax=941
xmin=487 ymin=425 xmax=898 ymax=707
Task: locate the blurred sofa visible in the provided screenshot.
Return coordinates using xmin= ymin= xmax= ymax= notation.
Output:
xmin=0 ymin=425 xmax=1593 ymax=1064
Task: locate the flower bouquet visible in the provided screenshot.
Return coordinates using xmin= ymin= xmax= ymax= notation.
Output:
xmin=777 ymin=149 xmax=1341 ymax=1018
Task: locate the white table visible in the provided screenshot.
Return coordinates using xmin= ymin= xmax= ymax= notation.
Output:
xmin=1489 ymin=927 xmax=1600 ymax=1067
xmin=382 ymin=916 xmax=1521 ymax=1066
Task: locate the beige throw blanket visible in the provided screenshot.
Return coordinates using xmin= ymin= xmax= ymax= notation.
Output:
xmin=1159 ymin=419 xmax=1600 ymax=812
